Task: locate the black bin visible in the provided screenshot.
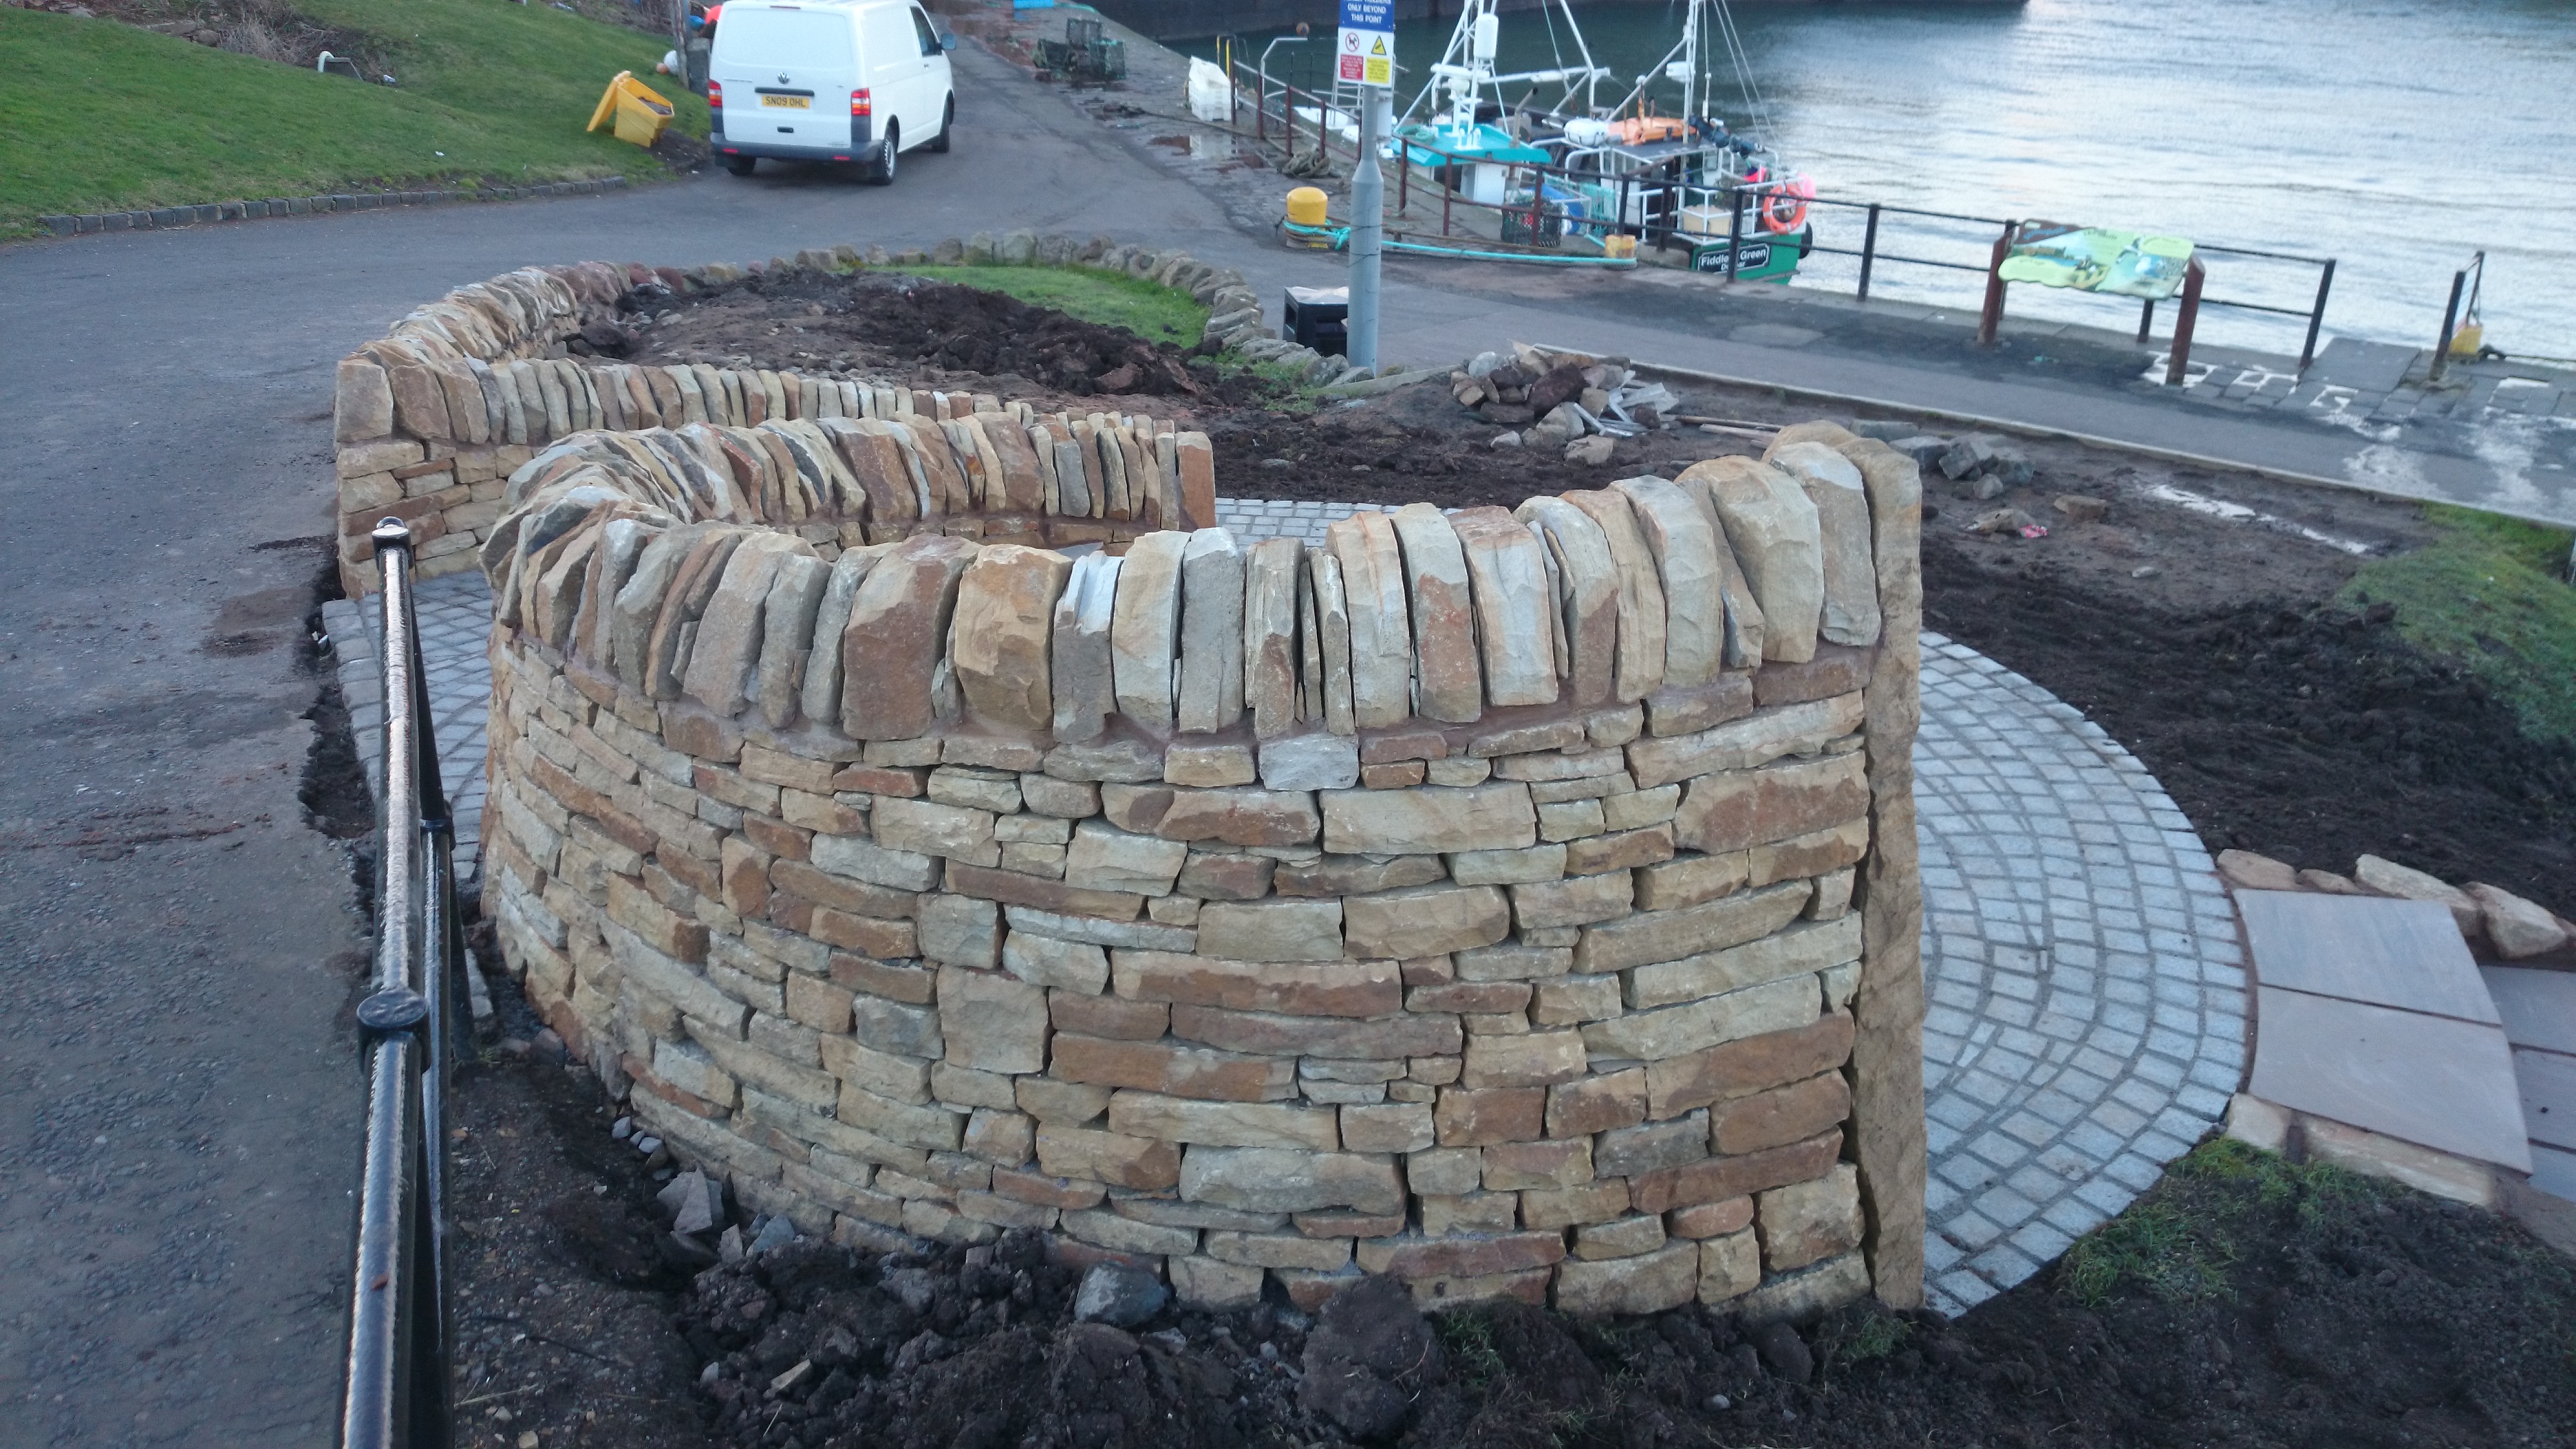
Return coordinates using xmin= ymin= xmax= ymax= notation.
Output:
xmin=1282 ymin=286 xmax=1348 ymax=358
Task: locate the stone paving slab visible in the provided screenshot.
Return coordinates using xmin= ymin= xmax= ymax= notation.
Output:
xmin=2239 ymin=891 xmax=2499 ymax=1024
xmin=2246 ymin=985 xmax=2531 ymax=1173
xmin=326 ymin=513 xmax=2248 ymax=1318
xmin=2485 ymin=966 xmax=2576 ymax=1203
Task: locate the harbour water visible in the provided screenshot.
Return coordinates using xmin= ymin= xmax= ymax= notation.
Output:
xmin=1195 ymin=1 xmax=2576 ymax=360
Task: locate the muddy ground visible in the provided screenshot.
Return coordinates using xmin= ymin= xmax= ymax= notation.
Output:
xmin=617 ymin=269 xmax=2576 ymax=912
xmin=449 ymin=994 xmax=2576 ymax=1449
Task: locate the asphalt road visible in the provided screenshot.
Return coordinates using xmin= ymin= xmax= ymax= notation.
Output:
xmin=0 ymin=38 xmax=2551 ymax=1447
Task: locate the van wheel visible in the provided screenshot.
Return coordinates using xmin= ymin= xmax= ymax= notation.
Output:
xmin=724 ymin=155 xmax=756 ymax=176
xmin=927 ymin=97 xmax=953 ymax=152
xmin=866 ymin=128 xmax=898 ymax=185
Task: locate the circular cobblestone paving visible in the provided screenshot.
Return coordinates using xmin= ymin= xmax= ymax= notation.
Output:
xmin=340 ymin=510 xmax=2251 ymax=1322
xmin=1915 ymin=631 xmax=2245 ymax=1315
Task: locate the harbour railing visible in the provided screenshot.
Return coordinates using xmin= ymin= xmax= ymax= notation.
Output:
xmin=1222 ymin=58 xmax=2339 ymax=370
xmin=340 ymin=519 xmax=468 ymax=1449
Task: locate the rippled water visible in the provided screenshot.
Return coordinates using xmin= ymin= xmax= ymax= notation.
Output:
xmin=1205 ymin=1 xmax=2576 ymax=358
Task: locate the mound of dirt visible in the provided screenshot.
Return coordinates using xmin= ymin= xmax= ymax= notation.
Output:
xmin=628 ymin=271 xmax=1210 ymax=399
xmin=663 ymin=1144 xmax=2576 ymax=1449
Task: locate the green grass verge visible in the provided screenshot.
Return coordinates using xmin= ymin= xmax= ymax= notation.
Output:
xmin=888 ymin=264 xmax=1211 ymax=350
xmin=2056 ymin=1138 xmax=2389 ymax=1308
xmin=1 ymin=0 xmax=705 ymax=237
xmin=2343 ymin=505 xmax=2576 ymax=743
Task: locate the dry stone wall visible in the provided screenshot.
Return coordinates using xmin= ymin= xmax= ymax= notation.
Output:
xmin=329 ymin=238 xmax=1256 ymax=598
xmin=442 ymin=259 xmax=1926 ymax=1322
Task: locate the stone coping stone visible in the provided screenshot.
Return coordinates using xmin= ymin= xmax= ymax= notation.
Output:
xmin=2239 ymin=890 xmax=2498 ymax=1025
xmin=2247 ymin=984 xmax=2530 ymax=1173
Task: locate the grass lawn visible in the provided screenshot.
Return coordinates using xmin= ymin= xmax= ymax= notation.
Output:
xmin=888 ymin=264 xmax=1212 ymax=350
xmin=2344 ymin=506 xmax=2576 ymax=743
xmin=0 ymin=0 xmax=706 ymax=237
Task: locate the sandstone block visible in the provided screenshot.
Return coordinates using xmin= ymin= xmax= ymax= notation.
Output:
xmin=1204 ymin=1230 xmax=1353 ymax=1271
xmin=872 ymin=797 xmax=998 ymax=866
xmin=1627 ymin=914 xmax=1862 ymax=1011
xmin=916 ymin=894 xmax=1000 ymax=969
xmin=1171 ymin=1006 xmax=1462 ymax=1060
xmin=1515 ymin=495 xmax=1621 ymax=706
xmin=1519 ymin=1179 xmax=1629 ymax=1231
xmin=1674 ymin=752 xmax=1868 ymax=854
xmin=1511 ymin=871 xmax=1633 ymax=931
xmin=1064 ymin=820 xmax=1188 ymax=896
xmin=2466 ymin=882 xmax=2570 ymax=958
xmin=1748 ymin=818 xmax=1870 ymax=888
xmin=1446 ymin=506 xmax=1559 ymax=708
xmin=1646 ymin=1009 xmax=1854 ymax=1120
xmin=1625 ymin=691 xmax=1866 ymax=791
xmin=1666 ymin=1197 xmax=1754 ymax=1240
xmin=1114 ymin=951 xmax=1398 ymax=1019
xmin=1004 ymin=932 xmax=1110 ymax=994
xmin=1110 ymin=531 xmax=1187 ymax=729
xmin=1715 ymin=1071 xmax=1853 ymax=1156
xmin=820 ymin=1035 xmax=932 ymax=1104
xmin=1766 ymin=442 xmax=1881 ymax=647
xmin=1554 ymin=1240 xmax=1696 ymax=1314
xmin=1389 ymin=503 xmax=1483 ymax=722
xmin=1545 ymin=1068 xmax=1647 ymax=1138
xmin=1108 ymin=784 xmax=1323 ymax=848
xmin=1611 ymin=476 xmax=1728 ymax=689
xmin=1434 ymin=1085 xmax=1545 ymax=1146
xmin=932 ymin=966 xmax=1048 ymax=1075
xmin=1448 ymin=844 xmax=1567 ymax=887
xmin=1481 ymin=1138 xmax=1593 ymax=1191
xmin=1165 ymin=741 xmax=1255 ymax=787
xmin=842 ymin=534 xmax=976 ymax=739
xmin=949 ymin=544 xmax=1069 ymax=731
xmin=1195 ymin=900 xmax=1344 ymax=962
xmin=1633 ymin=852 xmax=1750 ymax=912
xmin=1355 ymin=1232 xmax=1563 ymax=1282
xmin=1453 ymin=943 xmax=1573 ymax=982
xmin=1258 ymin=733 xmax=1360 ymax=791
xmin=1321 ymin=784 xmax=1535 ymax=856
xmin=1574 ymin=879 xmax=1811 ymax=974
xmin=1677 ymin=458 xmax=1822 ymax=663
xmin=1169 ymin=1253 xmax=1267 ymax=1309
xmin=1580 ymin=974 xmax=1818 ymax=1065
xmin=1733 ymin=1250 xmax=1870 ymax=1324
xmin=1564 ymin=824 xmax=1674 ymax=877
xmin=1051 ymin=991 xmax=1167 ymax=1042
xmin=808 ymin=833 xmax=943 ymax=893
xmin=1697 ymin=1229 xmax=1762 ymax=1304
xmin=1179 ymin=1146 xmax=1404 ymax=1214
xmin=1244 ymin=537 xmax=1303 ymax=737
xmin=1597 ymin=1110 xmax=1710 ymax=1177
xmin=1110 ymin=1092 xmax=1341 ymax=1150
xmin=1176 ymin=529 xmax=1247 ymax=733
xmin=1006 ymin=906 xmax=1195 ymax=951
xmin=1049 ymin=1034 xmax=1297 ymax=1102
xmin=1332 ymin=883 xmax=1512 ymax=962
xmin=1628 ymin=1129 xmax=1842 ymax=1216
xmin=2354 ymin=854 xmax=2482 ymax=936
xmin=1460 ymin=1030 xmax=1588 ymax=1089
xmin=1338 ymin=1103 xmax=1436 ymax=1154
xmin=1327 ymin=512 xmax=1413 ymax=729
xmin=1560 ymin=488 xmax=1667 ymax=702
xmin=1050 ymin=551 xmax=1122 ymax=742
xmin=1035 ymin=1124 xmax=1181 ymax=1190
xmin=1016 ymin=1077 xmax=1114 ymax=1126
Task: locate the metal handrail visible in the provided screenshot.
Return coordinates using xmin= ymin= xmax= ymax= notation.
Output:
xmin=342 ymin=519 xmax=465 ymax=1449
xmin=1232 ymin=56 xmax=2339 ymax=366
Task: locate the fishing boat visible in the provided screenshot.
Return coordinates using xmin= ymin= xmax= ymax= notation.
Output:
xmin=1290 ymin=0 xmax=1815 ymax=279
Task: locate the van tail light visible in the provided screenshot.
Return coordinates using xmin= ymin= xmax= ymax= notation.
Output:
xmin=707 ymin=80 xmax=723 ymax=109
xmin=851 ymin=87 xmax=871 ymax=118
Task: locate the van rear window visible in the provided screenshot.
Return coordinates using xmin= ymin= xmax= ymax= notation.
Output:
xmin=714 ymin=9 xmax=853 ymax=70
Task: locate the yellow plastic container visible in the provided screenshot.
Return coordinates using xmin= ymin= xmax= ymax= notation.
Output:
xmin=2448 ymin=321 xmax=2485 ymax=357
xmin=588 ymin=70 xmax=675 ymax=148
xmin=1603 ymin=233 xmax=1638 ymax=260
xmin=1285 ymin=186 xmax=1329 ymax=227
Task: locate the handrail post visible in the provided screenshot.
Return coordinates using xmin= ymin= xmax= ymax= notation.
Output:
xmin=1724 ymin=184 xmax=1746 ymax=280
xmin=1976 ymin=222 xmax=2016 ymax=346
xmin=2136 ymin=298 xmax=2155 ymax=344
xmin=2166 ymin=256 xmax=2206 ymax=385
xmin=2298 ymin=258 xmax=2334 ymax=372
xmin=1856 ymin=202 xmax=1880 ymax=303
xmin=2429 ymin=264 xmax=2465 ymax=384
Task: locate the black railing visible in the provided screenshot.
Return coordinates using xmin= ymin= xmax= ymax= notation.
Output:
xmin=341 ymin=519 xmax=468 ymax=1449
xmin=1226 ymin=59 xmax=2339 ymax=368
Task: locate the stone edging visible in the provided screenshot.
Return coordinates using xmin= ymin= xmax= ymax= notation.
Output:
xmin=35 ymin=175 xmax=633 ymax=238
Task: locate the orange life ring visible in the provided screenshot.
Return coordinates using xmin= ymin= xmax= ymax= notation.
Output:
xmin=1760 ymin=175 xmax=1814 ymax=234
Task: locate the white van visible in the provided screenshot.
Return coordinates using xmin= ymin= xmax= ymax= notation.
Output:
xmin=708 ymin=0 xmax=955 ymax=183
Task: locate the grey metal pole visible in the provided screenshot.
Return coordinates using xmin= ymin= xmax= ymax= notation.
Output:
xmin=1348 ymin=86 xmax=1387 ymax=372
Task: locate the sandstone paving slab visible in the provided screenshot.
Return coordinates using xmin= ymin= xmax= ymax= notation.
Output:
xmin=2241 ymin=890 xmax=2499 ymax=1024
xmin=2247 ymin=986 xmax=2531 ymax=1174
xmin=350 ymin=518 xmax=2247 ymax=1323
xmin=2482 ymin=966 xmax=2576 ymax=1055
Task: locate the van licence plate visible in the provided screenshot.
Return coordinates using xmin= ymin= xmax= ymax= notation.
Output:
xmin=761 ymin=95 xmax=810 ymax=109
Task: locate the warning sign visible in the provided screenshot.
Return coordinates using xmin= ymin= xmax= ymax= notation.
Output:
xmin=1336 ymin=24 xmax=1394 ymax=87
xmin=1336 ymin=0 xmax=1394 ymax=89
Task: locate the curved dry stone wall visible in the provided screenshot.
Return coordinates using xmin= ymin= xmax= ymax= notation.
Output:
xmin=329 ymin=238 xmax=1258 ymax=598
xmin=393 ymin=256 xmax=1927 ymax=1322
